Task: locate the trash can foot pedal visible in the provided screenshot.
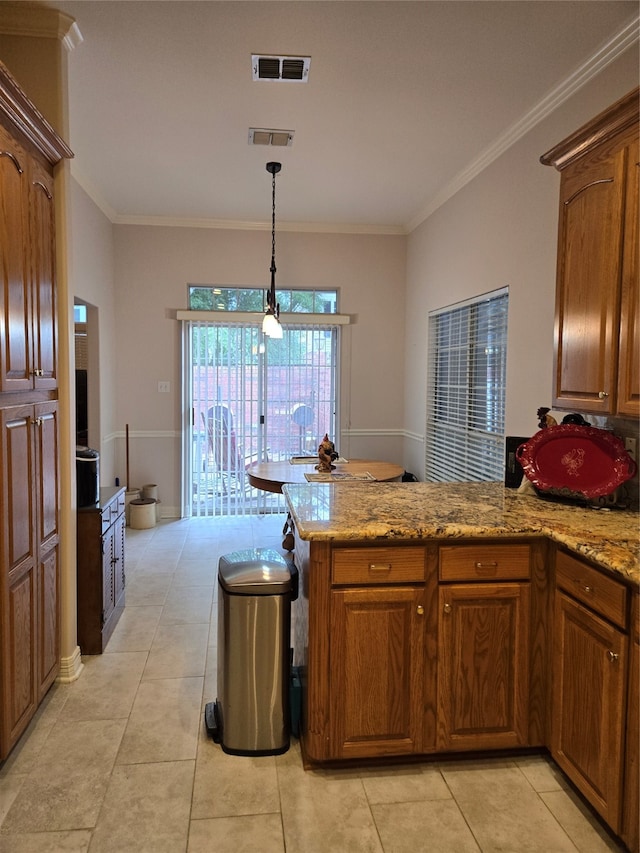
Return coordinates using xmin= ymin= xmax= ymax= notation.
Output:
xmin=204 ymin=701 xmax=221 ymax=743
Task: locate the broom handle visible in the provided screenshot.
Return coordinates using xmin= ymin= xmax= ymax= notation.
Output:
xmin=126 ymin=423 xmax=130 ymax=491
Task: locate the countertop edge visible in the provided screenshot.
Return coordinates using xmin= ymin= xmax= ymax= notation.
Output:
xmin=283 ymin=483 xmax=639 ymax=585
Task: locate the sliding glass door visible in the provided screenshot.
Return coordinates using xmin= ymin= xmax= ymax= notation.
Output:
xmin=184 ymin=319 xmax=338 ymax=516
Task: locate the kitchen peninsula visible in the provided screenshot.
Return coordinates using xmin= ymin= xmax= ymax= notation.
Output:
xmin=284 ymin=481 xmax=639 ymax=849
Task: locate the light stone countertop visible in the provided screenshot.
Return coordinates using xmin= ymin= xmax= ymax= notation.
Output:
xmin=282 ymin=481 xmax=640 ymax=584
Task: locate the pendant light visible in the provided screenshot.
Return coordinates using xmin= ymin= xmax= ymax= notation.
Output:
xmin=262 ymin=161 xmax=284 ymax=339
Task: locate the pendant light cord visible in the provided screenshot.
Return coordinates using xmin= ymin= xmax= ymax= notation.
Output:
xmin=270 ymin=166 xmax=277 ymax=280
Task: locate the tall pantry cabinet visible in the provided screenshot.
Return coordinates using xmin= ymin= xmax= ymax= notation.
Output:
xmin=0 ymin=62 xmax=72 ymax=758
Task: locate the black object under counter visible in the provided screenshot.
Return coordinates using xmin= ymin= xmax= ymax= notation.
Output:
xmin=77 ymin=486 xmax=126 ymax=654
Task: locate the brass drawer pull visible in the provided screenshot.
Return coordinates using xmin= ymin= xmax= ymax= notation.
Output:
xmin=475 ymin=561 xmax=498 ymax=569
xmin=368 ymin=563 xmax=392 ymax=572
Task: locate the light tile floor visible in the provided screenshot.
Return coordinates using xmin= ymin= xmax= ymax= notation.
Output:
xmin=0 ymin=514 xmax=627 ymax=852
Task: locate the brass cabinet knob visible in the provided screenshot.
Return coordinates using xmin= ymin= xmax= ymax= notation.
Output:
xmin=417 ymin=605 xmax=424 ymax=616
xmin=607 ymin=650 xmax=619 ymax=663
xmin=443 ymin=603 xmax=452 ymax=614
xmin=598 ymin=391 xmax=609 ymax=399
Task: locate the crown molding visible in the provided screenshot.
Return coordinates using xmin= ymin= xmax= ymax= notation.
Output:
xmin=0 ymin=2 xmax=83 ymax=51
xmin=0 ymin=59 xmax=73 ymax=162
xmin=111 ymin=213 xmax=406 ymax=236
xmin=406 ymin=13 xmax=640 ymax=233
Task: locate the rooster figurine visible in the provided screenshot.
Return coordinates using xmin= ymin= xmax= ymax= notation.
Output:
xmin=316 ymin=434 xmax=339 ymax=472
xmin=537 ymin=407 xmax=557 ymax=429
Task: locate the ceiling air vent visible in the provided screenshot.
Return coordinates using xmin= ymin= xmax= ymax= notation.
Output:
xmin=251 ymin=55 xmax=310 ymax=82
xmin=249 ymin=128 xmax=294 ymax=147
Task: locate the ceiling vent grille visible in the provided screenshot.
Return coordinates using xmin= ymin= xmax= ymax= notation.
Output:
xmin=251 ymin=55 xmax=310 ymax=82
xmin=248 ymin=128 xmax=294 ymax=147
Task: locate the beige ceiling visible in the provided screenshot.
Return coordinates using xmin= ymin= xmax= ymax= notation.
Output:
xmin=40 ymin=1 xmax=639 ymax=232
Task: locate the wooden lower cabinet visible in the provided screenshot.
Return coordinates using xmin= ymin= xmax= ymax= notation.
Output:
xmin=551 ymin=590 xmax=627 ymax=832
xmin=329 ymin=585 xmax=425 ymax=759
xmin=77 ymin=487 xmax=126 ymax=655
xmin=437 ymin=581 xmax=530 ymax=751
xmin=0 ymin=400 xmax=60 ymax=759
xmin=297 ymin=534 xmax=636 ymax=847
xmin=622 ymin=594 xmax=639 ymax=853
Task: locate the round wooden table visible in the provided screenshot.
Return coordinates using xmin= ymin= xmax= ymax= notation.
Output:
xmin=246 ymin=458 xmax=405 ymax=494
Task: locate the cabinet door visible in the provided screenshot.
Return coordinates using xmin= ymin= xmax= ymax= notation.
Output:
xmin=0 ymin=405 xmax=37 ymax=756
xmin=553 ymin=137 xmax=627 ymax=413
xmin=0 ymin=127 xmax=32 ymax=392
xmin=34 ymin=401 xmax=59 ymax=556
xmin=437 ymin=582 xmax=530 ymax=751
xmin=28 ymin=159 xmax=57 ymax=391
xmin=33 ymin=401 xmax=60 ymax=698
xmin=551 ymin=592 xmax=627 ymax=831
xmin=329 ymin=586 xmax=424 ymax=759
xmin=102 ymin=525 xmax=115 ymax=629
xmin=37 ymin=544 xmax=59 ymax=699
xmin=112 ymin=513 xmax=125 ymax=608
xmin=617 ymin=137 xmax=639 ymax=417
xmin=622 ymin=625 xmax=639 ymax=853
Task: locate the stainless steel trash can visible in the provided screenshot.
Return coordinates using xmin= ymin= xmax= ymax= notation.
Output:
xmin=205 ymin=548 xmax=298 ymax=756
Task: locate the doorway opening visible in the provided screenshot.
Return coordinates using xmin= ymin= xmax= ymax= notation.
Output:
xmin=74 ymin=300 xmax=99 ymax=451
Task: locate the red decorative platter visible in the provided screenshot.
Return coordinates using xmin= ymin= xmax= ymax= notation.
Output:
xmin=516 ymin=425 xmax=637 ymax=499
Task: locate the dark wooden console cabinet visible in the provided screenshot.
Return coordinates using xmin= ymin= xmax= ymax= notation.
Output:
xmin=77 ymin=486 xmax=126 ymax=654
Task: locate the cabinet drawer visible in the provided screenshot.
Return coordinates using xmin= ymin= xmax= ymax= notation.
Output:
xmin=100 ymin=506 xmax=111 ymax=534
xmin=110 ymin=499 xmax=123 ymax=524
xmin=332 ymin=547 xmax=425 ymax=585
xmin=439 ymin=544 xmax=530 ymax=581
xmin=556 ymin=551 xmax=628 ymax=630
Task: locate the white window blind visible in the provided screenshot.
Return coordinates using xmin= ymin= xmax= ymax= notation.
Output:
xmin=426 ymin=288 xmax=508 ymax=482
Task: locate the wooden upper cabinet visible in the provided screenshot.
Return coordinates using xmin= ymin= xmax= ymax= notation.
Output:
xmin=541 ymin=88 xmax=639 ymax=416
xmin=617 ymin=137 xmax=639 ymax=417
xmin=0 ymin=125 xmax=32 ymax=392
xmin=0 ymin=61 xmax=72 ymax=396
xmin=29 ymin=160 xmax=57 ymax=391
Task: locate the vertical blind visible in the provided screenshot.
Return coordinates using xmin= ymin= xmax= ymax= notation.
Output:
xmin=188 ymin=320 xmax=338 ymax=516
xmin=425 ymin=288 xmax=508 ymax=482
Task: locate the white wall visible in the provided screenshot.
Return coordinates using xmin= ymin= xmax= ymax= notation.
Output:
xmin=112 ymin=225 xmax=406 ymax=514
xmin=403 ymin=47 xmax=639 ymax=479
xmin=70 ymin=180 xmax=118 ymax=484
xmin=68 ymin=46 xmax=638 ymax=506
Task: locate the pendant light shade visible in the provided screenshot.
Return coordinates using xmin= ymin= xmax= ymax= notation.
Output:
xmin=263 ymin=161 xmax=283 ymax=338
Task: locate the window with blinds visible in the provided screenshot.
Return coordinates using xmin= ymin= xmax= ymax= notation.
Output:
xmin=426 ymin=288 xmax=508 ymax=482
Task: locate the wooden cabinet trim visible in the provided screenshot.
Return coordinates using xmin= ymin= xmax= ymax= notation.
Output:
xmin=540 ymin=87 xmax=639 ymax=171
xmin=0 ymin=61 xmax=73 ymax=165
